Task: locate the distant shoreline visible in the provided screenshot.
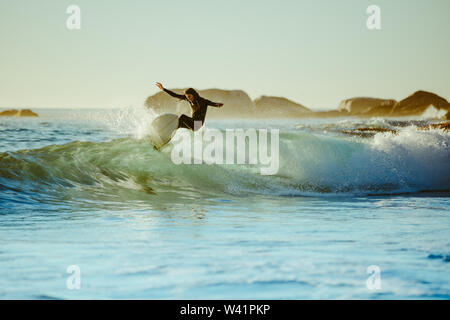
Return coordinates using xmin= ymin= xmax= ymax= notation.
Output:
xmin=145 ymin=89 xmax=450 ymax=120
xmin=2 ymin=89 xmax=449 ymax=121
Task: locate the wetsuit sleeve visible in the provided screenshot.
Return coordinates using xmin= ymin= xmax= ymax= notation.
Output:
xmin=163 ymin=88 xmax=186 ymax=100
xmin=203 ymin=98 xmax=221 ymax=107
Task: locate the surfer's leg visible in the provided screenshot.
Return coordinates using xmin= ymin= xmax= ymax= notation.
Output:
xmin=178 ymin=115 xmax=204 ymax=131
xmin=178 ymin=114 xmax=197 ymax=131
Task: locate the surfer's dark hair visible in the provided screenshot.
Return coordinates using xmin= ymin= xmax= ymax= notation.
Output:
xmin=184 ymin=88 xmax=200 ymax=100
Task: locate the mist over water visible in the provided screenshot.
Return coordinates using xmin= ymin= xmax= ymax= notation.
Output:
xmin=0 ymin=107 xmax=449 ymax=299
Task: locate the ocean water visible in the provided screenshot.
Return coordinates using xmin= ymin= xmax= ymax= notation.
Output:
xmin=0 ymin=107 xmax=449 ymax=299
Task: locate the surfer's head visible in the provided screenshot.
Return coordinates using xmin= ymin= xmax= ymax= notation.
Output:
xmin=184 ymin=88 xmax=199 ymax=103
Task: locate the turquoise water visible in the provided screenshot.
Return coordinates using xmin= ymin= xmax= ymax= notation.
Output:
xmin=0 ymin=108 xmax=449 ymax=299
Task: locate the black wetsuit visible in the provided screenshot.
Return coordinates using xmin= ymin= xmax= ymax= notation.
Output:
xmin=163 ymin=88 xmax=220 ymax=131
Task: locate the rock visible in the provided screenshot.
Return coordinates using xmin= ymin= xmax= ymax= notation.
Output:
xmin=354 ymin=127 xmax=397 ymax=134
xmin=0 ymin=109 xmax=19 ymax=116
xmin=308 ymin=110 xmax=349 ymax=118
xmin=338 ymin=97 xmax=397 ymax=115
xmin=146 ymin=88 xmax=255 ymax=119
xmin=17 ymin=109 xmax=38 ymax=117
xmin=253 ymin=96 xmax=311 ymax=118
xmin=362 ymin=103 xmax=397 ymax=117
xmin=391 ymin=90 xmax=450 ymax=116
xmin=145 ymin=88 xmax=450 ymax=119
xmin=342 ymin=127 xmax=397 ymax=138
xmin=201 ymin=89 xmax=256 ymax=118
xmin=0 ymin=109 xmax=38 ymax=117
xmin=429 ymin=121 xmax=450 ymax=131
xmin=311 ymin=91 xmax=449 ymax=118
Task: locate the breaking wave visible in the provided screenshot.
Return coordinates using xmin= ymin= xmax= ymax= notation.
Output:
xmin=1 ymin=124 xmax=448 ymax=205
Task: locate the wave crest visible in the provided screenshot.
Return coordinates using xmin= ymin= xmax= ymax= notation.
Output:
xmin=0 ymin=127 xmax=449 ymax=203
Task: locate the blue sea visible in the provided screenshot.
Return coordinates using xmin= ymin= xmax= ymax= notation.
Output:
xmin=0 ymin=107 xmax=449 ymax=299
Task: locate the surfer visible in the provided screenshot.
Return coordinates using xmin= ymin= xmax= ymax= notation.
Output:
xmin=155 ymin=82 xmax=223 ymax=131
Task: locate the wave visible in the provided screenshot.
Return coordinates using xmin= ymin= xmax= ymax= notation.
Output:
xmin=420 ymin=105 xmax=448 ymax=120
xmin=0 ymin=126 xmax=449 ymax=204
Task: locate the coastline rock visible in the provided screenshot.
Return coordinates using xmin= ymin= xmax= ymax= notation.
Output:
xmin=145 ymin=88 xmax=450 ymax=119
xmin=0 ymin=109 xmax=38 ymax=117
xmin=253 ymin=95 xmax=311 ymax=118
xmin=309 ymin=91 xmax=449 ymax=119
xmin=361 ymin=102 xmax=397 ymax=117
xmin=145 ymin=88 xmax=255 ymax=119
xmin=342 ymin=127 xmax=397 ymax=138
xmin=391 ymin=91 xmax=450 ymax=116
xmin=342 ymin=121 xmax=450 ymax=137
xmin=429 ymin=121 xmax=450 ymax=131
xmin=338 ymin=97 xmax=397 ymax=115
xmin=0 ymin=109 xmax=19 ymax=116
xmin=307 ymin=110 xmax=349 ymax=118
xmin=17 ymin=109 xmax=39 ymax=117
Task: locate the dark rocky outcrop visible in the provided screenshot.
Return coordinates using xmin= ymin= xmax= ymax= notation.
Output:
xmin=309 ymin=91 xmax=449 ymax=118
xmin=145 ymin=88 xmax=449 ymax=119
xmin=361 ymin=102 xmax=398 ymax=117
xmin=145 ymin=88 xmax=255 ymax=119
xmin=390 ymin=91 xmax=450 ymax=116
xmin=0 ymin=109 xmax=38 ymax=117
xmin=338 ymin=97 xmax=397 ymax=116
xmin=429 ymin=121 xmax=450 ymax=131
xmin=253 ymin=96 xmax=311 ymax=118
xmin=342 ymin=127 xmax=397 ymax=138
xmin=342 ymin=120 xmax=450 ymax=138
xmin=0 ymin=109 xmax=20 ymax=116
xmin=308 ymin=110 xmax=349 ymax=118
xmin=145 ymin=89 xmax=315 ymax=119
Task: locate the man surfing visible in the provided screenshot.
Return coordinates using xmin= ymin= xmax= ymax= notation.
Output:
xmin=155 ymin=82 xmax=223 ymax=131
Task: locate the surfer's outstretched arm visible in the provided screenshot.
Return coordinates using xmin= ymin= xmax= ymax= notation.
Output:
xmin=203 ymin=98 xmax=224 ymax=107
xmin=155 ymin=82 xmax=186 ymax=100
xmin=163 ymin=88 xmax=186 ymax=100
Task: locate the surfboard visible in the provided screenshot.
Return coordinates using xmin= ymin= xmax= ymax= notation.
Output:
xmin=148 ymin=113 xmax=179 ymax=150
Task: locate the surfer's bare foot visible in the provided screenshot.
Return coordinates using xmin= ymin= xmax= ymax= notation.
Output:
xmin=155 ymin=82 xmax=164 ymax=90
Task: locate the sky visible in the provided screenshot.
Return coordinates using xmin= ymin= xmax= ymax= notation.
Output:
xmin=0 ymin=0 xmax=449 ymax=110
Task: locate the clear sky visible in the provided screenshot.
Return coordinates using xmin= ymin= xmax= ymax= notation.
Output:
xmin=0 ymin=0 xmax=449 ymax=110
